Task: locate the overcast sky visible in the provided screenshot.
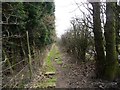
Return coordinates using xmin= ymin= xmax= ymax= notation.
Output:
xmin=55 ymin=0 xmax=88 ymax=38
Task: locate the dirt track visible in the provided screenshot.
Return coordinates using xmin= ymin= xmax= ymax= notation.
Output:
xmin=54 ymin=47 xmax=96 ymax=88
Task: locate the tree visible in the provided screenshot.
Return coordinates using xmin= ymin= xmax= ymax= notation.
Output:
xmin=91 ymin=2 xmax=106 ymax=78
xmin=61 ymin=17 xmax=92 ymax=62
xmin=116 ymin=4 xmax=120 ymax=55
xmin=104 ymin=2 xmax=119 ymax=80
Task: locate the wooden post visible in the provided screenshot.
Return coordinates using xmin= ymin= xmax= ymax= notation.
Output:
xmin=26 ymin=31 xmax=32 ymax=79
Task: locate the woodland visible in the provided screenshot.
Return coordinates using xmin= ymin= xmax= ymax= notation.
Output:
xmin=1 ymin=0 xmax=120 ymax=89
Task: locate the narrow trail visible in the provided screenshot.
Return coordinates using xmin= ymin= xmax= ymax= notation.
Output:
xmin=53 ymin=45 xmax=95 ymax=88
xmin=25 ymin=44 xmax=96 ymax=88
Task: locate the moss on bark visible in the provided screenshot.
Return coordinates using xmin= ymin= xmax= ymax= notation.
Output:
xmin=104 ymin=2 xmax=119 ymax=81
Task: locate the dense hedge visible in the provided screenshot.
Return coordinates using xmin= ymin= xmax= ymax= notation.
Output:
xmin=2 ymin=2 xmax=55 ymax=76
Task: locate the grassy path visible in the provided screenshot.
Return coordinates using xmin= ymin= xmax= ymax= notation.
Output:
xmin=40 ymin=44 xmax=62 ymax=88
xmin=25 ymin=44 xmax=62 ymax=88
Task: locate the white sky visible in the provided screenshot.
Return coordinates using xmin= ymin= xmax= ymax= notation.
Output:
xmin=55 ymin=0 xmax=88 ymax=38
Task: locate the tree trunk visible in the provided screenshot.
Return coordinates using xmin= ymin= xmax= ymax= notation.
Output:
xmin=116 ymin=5 xmax=120 ymax=55
xmin=104 ymin=2 xmax=119 ymax=81
xmin=91 ymin=2 xmax=106 ymax=78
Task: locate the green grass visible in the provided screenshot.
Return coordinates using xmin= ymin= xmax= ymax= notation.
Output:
xmin=46 ymin=77 xmax=56 ymax=85
xmin=38 ymin=77 xmax=57 ymax=88
xmin=55 ymin=59 xmax=62 ymax=65
xmin=43 ymin=44 xmax=56 ymax=73
xmin=39 ymin=44 xmax=59 ymax=88
xmin=54 ymin=46 xmax=63 ymax=65
xmin=39 ymin=44 xmax=63 ymax=88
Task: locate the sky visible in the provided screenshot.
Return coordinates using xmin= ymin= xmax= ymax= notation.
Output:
xmin=55 ymin=0 xmax=88 ymax=38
